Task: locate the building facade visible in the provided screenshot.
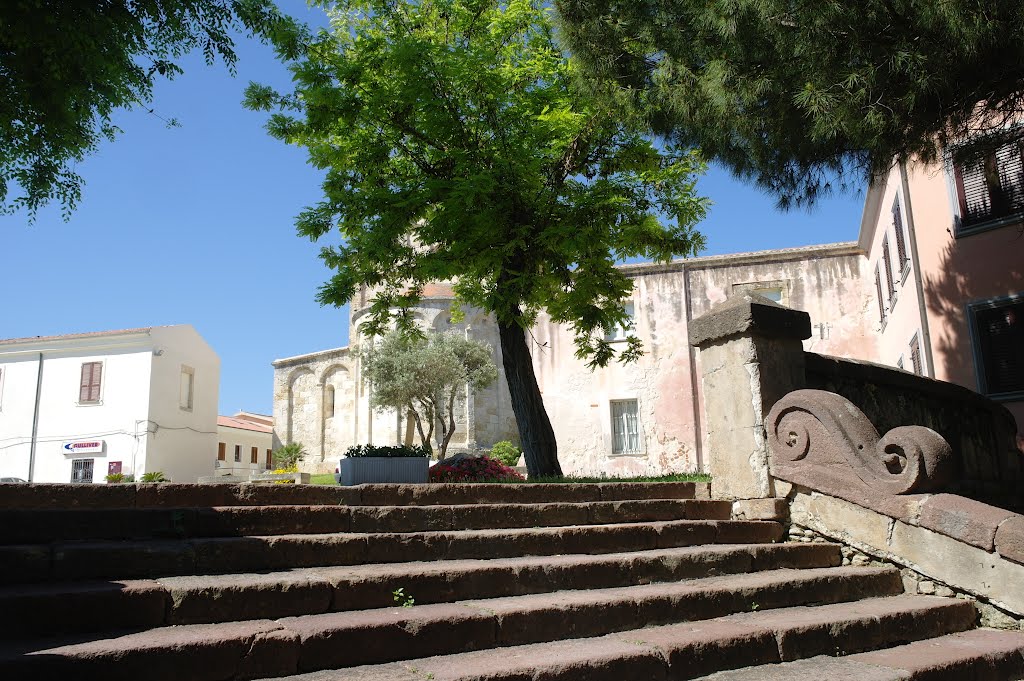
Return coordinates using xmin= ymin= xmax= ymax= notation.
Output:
xmin=274 ymin=146 xmax=1023 ymax=476
xmin=216 ymin=412 xmax=274 ymax=476
xmin=0 ymin=326 xmax=219 ymax=483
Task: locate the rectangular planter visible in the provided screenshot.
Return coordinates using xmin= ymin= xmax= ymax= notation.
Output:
xmin=339 ymin=457 xmax=429 ymax=485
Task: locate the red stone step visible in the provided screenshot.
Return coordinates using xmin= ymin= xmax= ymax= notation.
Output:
xmin=2 ymin=520 xmax=784 ymax=583
xmin=0 ymin=481 xmax=706 ymax=511
xmin=695 ymin=628 xmax=1024 ymax=679
xmin=0 ymin=499 xmax=729 ymax=544
xmin=0 ymin=595 xmax=973 ymax=680
xmin=0 ymin=543 xmax=840 ymax=635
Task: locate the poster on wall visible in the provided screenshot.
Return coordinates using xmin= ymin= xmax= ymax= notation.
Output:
xmin=108 ymin=461 xmax=122 ymax=476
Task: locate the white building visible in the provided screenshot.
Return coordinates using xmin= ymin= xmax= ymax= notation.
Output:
xmin=216 ymin=411 xmax=274 ymax=476
xmin=0 ymin=326 xmax=220 ymax=484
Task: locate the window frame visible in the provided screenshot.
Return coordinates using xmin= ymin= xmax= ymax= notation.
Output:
xmin=179 ymin=365 xmax=195 ymax=412
xmin=71 ymin=459 xmax=95 ymax=484
xmin=250 ymin=446 xmax=259 ymax=465
xmin=234 ymin=444 xmax=242 ymax=463
xmin=609 ymin=398 xmax=642 ymax=456
xmin=891 ymin=195 xmax=911 ymax=283
xmin=78 ymin=361 xmax=104 ymax=405
xmin=909 ymin=333 xmax=923 ymax=376
xmin=966 ymin=292 xmax=1024 ymax=401
xmin=217 ymin=442 xmax=226 ymax=461
xmin=603 ymin=301 xmax=635 ymax=343
xmin=947 ymin=132 xmax=1024 ymax=237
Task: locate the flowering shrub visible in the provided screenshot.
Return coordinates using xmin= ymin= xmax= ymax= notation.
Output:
xmin=270 ymin=466 xmax=298 ymax=484
xmin=429 ymin=456 xmax=524 ymax=483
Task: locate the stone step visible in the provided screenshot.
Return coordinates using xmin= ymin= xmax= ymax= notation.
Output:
xmin=0 ymin=499 xmax=732 ymax=544
xmin=0 ymin=594 xmax=974 ymax=680
xmin=694 ymin=628 xmax=1024 ymax=679
xmin=2 ymin=519 xmax=784 ymax=583
xmin=0 ymin=481 xmax=706 ymax=511
xmin=0 ymin=543 xmax=841 ymax=635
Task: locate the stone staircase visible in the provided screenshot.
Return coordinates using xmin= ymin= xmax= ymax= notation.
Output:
xmin=1 ymin=482 xmax=1022 ymax=680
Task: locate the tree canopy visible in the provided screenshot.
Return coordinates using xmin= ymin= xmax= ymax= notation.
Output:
xmin=0 ymin=0 xmax=283 ymax=219
xmin=245 ymin=0 xmax=707 ymax=476
xmin=555 ymin=0 xmax=1024 ymax=208
xmin=361 ymin=331 xmax=498 ymax=459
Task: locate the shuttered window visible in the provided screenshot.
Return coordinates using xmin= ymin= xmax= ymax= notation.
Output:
xmin=909 ymin=334 xmax=923 ymax=376
xmin=79 ymin=362 xmax=103 ymax=403
xmin=874 ymin=267 xmax=886 ymax=324
xmin=217 ymin=442 xmax=226 ymax=461
xmin=892 ymin=198 xmax=909 ymax=272
xmin=972 ymin=298 xmax=1024 ymax=395
xmin=234 ymin=445 xmax=241 ymax=463
xmin=881 ymin=238 xmax=896 ymax=300
xmin=250 ymin=447 xmax=258 ymax=464
xmin=610 ymin=400 xmax=640 ymax=454
xmin=954 ymin=137 xmax=1024 ymax=230
xmin=266 ymin=449 xmax=273 ymax=470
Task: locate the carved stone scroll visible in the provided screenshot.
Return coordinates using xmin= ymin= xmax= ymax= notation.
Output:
xmin=766 ymin=389 xmax=953 ymax=495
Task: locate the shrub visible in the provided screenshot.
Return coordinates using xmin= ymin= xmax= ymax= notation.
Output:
xmin=104 ymin=472 xmax=134 ymax=483
xmin=273 ymin=443 xmax=306 ymax=469
xmin=139 ymin=471 xmax=168 ymax=483
xmin=430 ymin=456 xmax=525 ymax=483
xmin=344 ymin=444 xmax=431 ymax=458
xmin=488 ymin=441 xmax=522 ymax=467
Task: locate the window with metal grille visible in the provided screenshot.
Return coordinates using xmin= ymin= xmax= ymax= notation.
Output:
xmin=250 ymin=447 xmax=258 ymax=464
xmin=610 ymin=399 xmax=640 ymax=454
xmin=954 ymin=136 xmax=1024 ymax=231
xmin=79 ymin=362 xmax=102 ymax=403
xmin=217 ymin=442 xmax=226 ymax=461
xmin=909 ymin=334 xmax=923 ymax=376
xmin=892 ymin=198 xmax=910 ymax=274
xmin=71 ymin=459 xmax=94 ymax=484
xmin=970 ymin=296 xmax=1024 ymax=396
xmin=234 ymin=445 xmax=241 ymax=463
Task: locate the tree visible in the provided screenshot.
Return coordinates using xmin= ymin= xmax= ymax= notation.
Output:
xmin=555 ymin=0 xmax=1024 ymax=208
xmin=0 ymin=0 xmax=286 ymax=219
xmin=245 ymin=0 xmax=707 ymax=476
xmin=362 ymin=331 xmax=499 ymax=459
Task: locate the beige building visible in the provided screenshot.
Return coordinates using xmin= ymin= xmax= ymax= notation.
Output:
xmin=215 ymin=412 xmax=274 ymax=476
xmin=274 ymin=145 xmax=1023 ymax=475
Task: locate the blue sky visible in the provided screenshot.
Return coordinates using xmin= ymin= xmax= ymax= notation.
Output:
xmin=3 ymin=1 xmax=865 ymax=416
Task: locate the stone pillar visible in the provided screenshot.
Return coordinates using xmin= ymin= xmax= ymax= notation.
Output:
xmin=688 ymin=293 xmax=811 ymax=500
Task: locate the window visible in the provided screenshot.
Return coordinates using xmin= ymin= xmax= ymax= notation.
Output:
xmin=733 ymin=280 xmax=789 ymax=307
xmin=250 ymin=446 xmax=258 ymax=464
xmin=881 ymin=237 xmax=897 ymax=306
xmin=874 ymin=267 xmax=887 ymax=326
xmin=79 ymin=361 xmax=103 ymax=403
xmin=179 ymin=366 xmax=195 ymax=411
xmin=71 ymin=459 xmax=94 ymax=484
xmin=969 ymin=295 xmax=1024 ymax=397
xmin=610 ymin=399 xmax=641 ymax=455
xmin=234 ymin=445 xmax=241 ymax=463
xmin=266 ymin=449 xmax=273 ymax=470
xmin=896 ymin=356 xmax=905 ymax=371
xmin=953 ymin=135 xmax=1024 ymax=232
xmin=325 ymin=385 xmax=336 ymax=418
xmin=217 ymin=442 xmax=226 ymax=461
xmin=604 ymin=301 xmax=635 ymax=342
xmin=909 ymin=334 xmax=923 ymax=376
xmin=892 ymin=197 xmax=910 ymax=279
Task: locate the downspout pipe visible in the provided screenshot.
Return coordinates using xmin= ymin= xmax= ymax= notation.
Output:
xmin=899 ymin=161 xmax=936 ymax=377
xmin=28 ymin=352 xmax=44 ymax=482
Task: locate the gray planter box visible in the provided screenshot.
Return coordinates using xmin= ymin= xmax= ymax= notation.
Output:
xmin=339 ymin=457 xmax=429 ymax=485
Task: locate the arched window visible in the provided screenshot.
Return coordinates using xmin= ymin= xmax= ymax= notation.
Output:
xmin=325 ymin=385 xmax=336 ymax=418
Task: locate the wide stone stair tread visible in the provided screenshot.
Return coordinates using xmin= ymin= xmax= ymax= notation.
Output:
xmin=1 ymin=519 xmax=786 ymax=582
xmin=0 ymin=499 xmax=731 ymax=544
xmin=694 ymin=628 xmax=1024 ymax=679
xmin=0 ymin=543 xmax=841 ymax=634
xmin=0 ymin=577 xmax=946 ymax=680
xmin=258 ymin=596 xmax=979 ymax=681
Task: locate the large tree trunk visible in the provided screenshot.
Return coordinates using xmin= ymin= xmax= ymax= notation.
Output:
xmin=498 ymin=314 xmax=562 ymax=477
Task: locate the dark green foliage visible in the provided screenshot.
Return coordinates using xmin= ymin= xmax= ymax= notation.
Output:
xmin=344 ymin=444 xmax=432 ymax=458
xmin=556 ymin=0 xmax=1024 ymax=208
xmin=0 ymin=0 xmax=285 ymax=219
xmin=139 ymin=471 xmax=169 ymax=482
xmin=273 ymin=442 xmax=306 ymax=468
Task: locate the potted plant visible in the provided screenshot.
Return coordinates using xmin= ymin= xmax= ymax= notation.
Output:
xmin=338 ymin=444 xmax=431 ymax=485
